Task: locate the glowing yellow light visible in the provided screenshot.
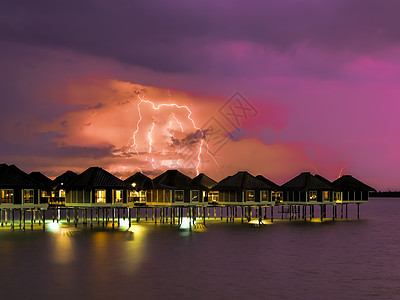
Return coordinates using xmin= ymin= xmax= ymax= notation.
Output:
xmin=132 ymin=183 xmax=136 ymax=188
xmin=47 ymin=221 xmax=60 ymax=231
xmin=180 ymin=217 xmax=193 ymax=229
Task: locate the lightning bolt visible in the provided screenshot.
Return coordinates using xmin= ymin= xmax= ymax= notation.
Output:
xmin=130 ymin=94 xmax=214 ymax=175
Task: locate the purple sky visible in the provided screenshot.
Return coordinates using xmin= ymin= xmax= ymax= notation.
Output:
xmin=1 ymin=0 xmax=399 ymax=189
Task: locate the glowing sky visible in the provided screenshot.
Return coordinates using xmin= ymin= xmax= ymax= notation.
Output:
xmin=1 ymin=0 xmax=399 ymax=189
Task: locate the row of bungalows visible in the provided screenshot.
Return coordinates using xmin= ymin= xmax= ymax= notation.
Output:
xmin=279 ymin=172 xmax=375 ymax=205
xmin=0 ymin=164 xmax=376 ymax=209
xmin=0 ymin=164 xmax=48 ymax=210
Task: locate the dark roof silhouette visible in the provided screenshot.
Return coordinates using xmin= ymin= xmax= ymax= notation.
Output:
xmin=0 ymin=164 xmax=39 ymax=188
xmin=256 ymin=175 xmax=280 ymax=190
xmin=29 ymin=172 xmax=53 ymax=189
xmin=53 ymin=171 xmax=78 ymax=189
xmin=314 ymin=174 xmax=332 ymax=186
xmin=192 ymin=173 xmax=217 ymax=189
xmin=152 ymin=169 xmax=193 ymax=189
xmin=214 ymin=171 xmax=274 ymax=190
xmin=332 ymin=175 xmax=376 ymax=192
xmin=65 ymin=167 xmax=128 ymax=189
xmin=124 ymin=172 xmax=154 ymax=190
xmin=281 ymin=172 xmax=332 ymax=191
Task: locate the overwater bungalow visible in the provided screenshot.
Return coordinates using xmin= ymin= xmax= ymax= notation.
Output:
xmin=256 ymin=175 xmax=282 ymax=203
xmin=191 ymin=173 xmax=218 ymax=203
xmin=332 ymin=175 xmax=376 ymax=203
xmin=124 ymin=172 xmax=153 ymax=205
xmin=0 ymin=164 xmax=48 ymax=209
xmin=212 ymin=171 xmax=277 ymax=205
xmin=281 ymin=172 xmax=333 ymax=204
xmin=149 ymin=170 xmax=204 ymax=205
xmin=28 ymin=172 xmax=54 ymax=205
xmin=64 ymin=167 xmax=130 ymax=207
xmin=52 ymin=170 xmax=78 ymax=206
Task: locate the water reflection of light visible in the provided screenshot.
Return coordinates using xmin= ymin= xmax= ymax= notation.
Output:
xmin=52 ymin=226 xmax=75 ymax=264
xmin=180 ymin=217 xmax=193 ymax=229
xmin=123 ymin=225 xmax=147 ymax=274
xmin=47 ymin=221 xmax=60 ymax=232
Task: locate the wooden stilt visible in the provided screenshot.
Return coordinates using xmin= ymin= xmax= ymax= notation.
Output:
xmin=31 ymin=210 xmax=34 ymax=230
xmin=42 ymin=210 xmax=46 ymax=231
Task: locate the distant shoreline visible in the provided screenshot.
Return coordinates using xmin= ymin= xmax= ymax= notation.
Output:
xmin=370 ymin=192 xmax=400 ymax=198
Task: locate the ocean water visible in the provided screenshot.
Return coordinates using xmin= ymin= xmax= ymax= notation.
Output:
xmin=0 ymin=198 xmax=399 ymax=300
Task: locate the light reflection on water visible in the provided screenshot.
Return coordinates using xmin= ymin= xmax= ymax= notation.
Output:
xmin=0 ymin=199 xmax=399 ymax=299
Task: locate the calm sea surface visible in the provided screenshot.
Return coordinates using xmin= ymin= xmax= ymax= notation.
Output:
xmin=0 ymin=198 xmax=399 ymax=300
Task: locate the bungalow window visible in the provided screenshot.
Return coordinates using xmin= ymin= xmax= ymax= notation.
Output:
xmin=174 ymin=190 xmax=184 ymax=202
xmin=272 ymin=191 xmax=282 ymax=202
xmin=23 ymin=189 xmax=34 ymax=204
xmin=334 ymin=192 xmax=342 ymax=202
xmin=59 ymin=190 xmax=66 ymax=198
xmin=261 ymin=190 xmax=269 ymax=201
xmin=1 ymin=189 xmax=13 ymax=204
xmin=208 ymin=191 xmax=219 ymax=202
xmin=323 ymin=191 xmax=330 ymax=201
xmin=96 ymin=190 xmax=106 ymax=203
xmin=309 ymin=191 xmax=317 ymax=201
xmin=246 ymin=190 xmax=255 ymax=202
xmin=41 ymin=191 xmax=50 ymax=198
xmin=190 ymin=190 xmax=200 ymax=202
xmin=114 ymin=190 xmax=123 ymax=203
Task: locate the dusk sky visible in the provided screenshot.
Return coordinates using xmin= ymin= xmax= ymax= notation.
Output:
xmin=1 ymin=0 xmax=399 ymax=190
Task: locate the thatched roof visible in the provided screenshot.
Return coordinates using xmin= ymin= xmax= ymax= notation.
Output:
xmin=52 ymin=171 xmax=78 ymax=189
xmin=255 ymin=175 xmax=280 ymax=190
xmin=192 ymin=173 xmax=217 ymax=189
xmin=214 ymin=171 xmax=274 ymax=190
xmin=65 ymin=167 xmax=128 ymax=189
xmin=332 ymin=175 xmax=376 ymax=192
xmin=29 ymin=172 xmax=53 ymax=190
xmin=124 ymin=172 xmax=154 ymax=190
xmin=152 ymin=169 xmax=200 ymax=190
xmin=281 ymin=172 xmax=332 ymax=191
xmin=0 ymin=164 xmax=39 ymax=188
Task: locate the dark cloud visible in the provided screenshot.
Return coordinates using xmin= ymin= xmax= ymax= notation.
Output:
xmin=0 ymin=131 xmax=115 ymax=159
xmin=1 ymin=0 xmax=400 ymax=73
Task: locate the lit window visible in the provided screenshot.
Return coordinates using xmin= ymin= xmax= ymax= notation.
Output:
xmin=309 ymin=191 xmax=317 ymax=201
xmin=246 ymin=190 xmax=255 ymax=201
xmin=323 ymin=191 xmax=330 ymax=201
xmin=261 ymin=190 xmax=269 ymax=201
xmin=174 ymin=190 xmax=184 ymax=202
xmin=114 ymin=190 xmax=123 ymax=203
xmin=191 ymin=190 xmax=199 ymax=202
xmin=96 ymin=190 xmax=106 ymax=203
xmin=23 ymin=189 xmax=34 ymax=204
xmin=272 ymin=191 xmax=282 ymax=202
xmin=334 ymin=192 xmax=342 ymax=202
xmin=208 ymin=191 xmax=219 ymax=202
xmin=1 ymin=189 xmax=13 ymax=204
xmin=59 ymin=190 xmax=66 ymax=198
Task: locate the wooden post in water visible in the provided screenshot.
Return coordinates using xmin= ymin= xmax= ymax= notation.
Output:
xmin=128 ymin=208 xmax=131 ymax=228
xmin=31 ymin=210 xmax=34 ymax=230
xmin=320 ymin=205 xmax=323 ymax=222
xmin=112 ymin=208 xmax=115 ymax=229
xmin=345 ymin=204 xmax=348 ymax=218
xmin=42 ymin=210 xmax=46 ymax=231
xmin=22 ymin=209 xmax=25 ymax=231
xmin=357 ymin=203 xmax=360 ymax=219
xmin=271 ymin=206 xmax=274 ymax=223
